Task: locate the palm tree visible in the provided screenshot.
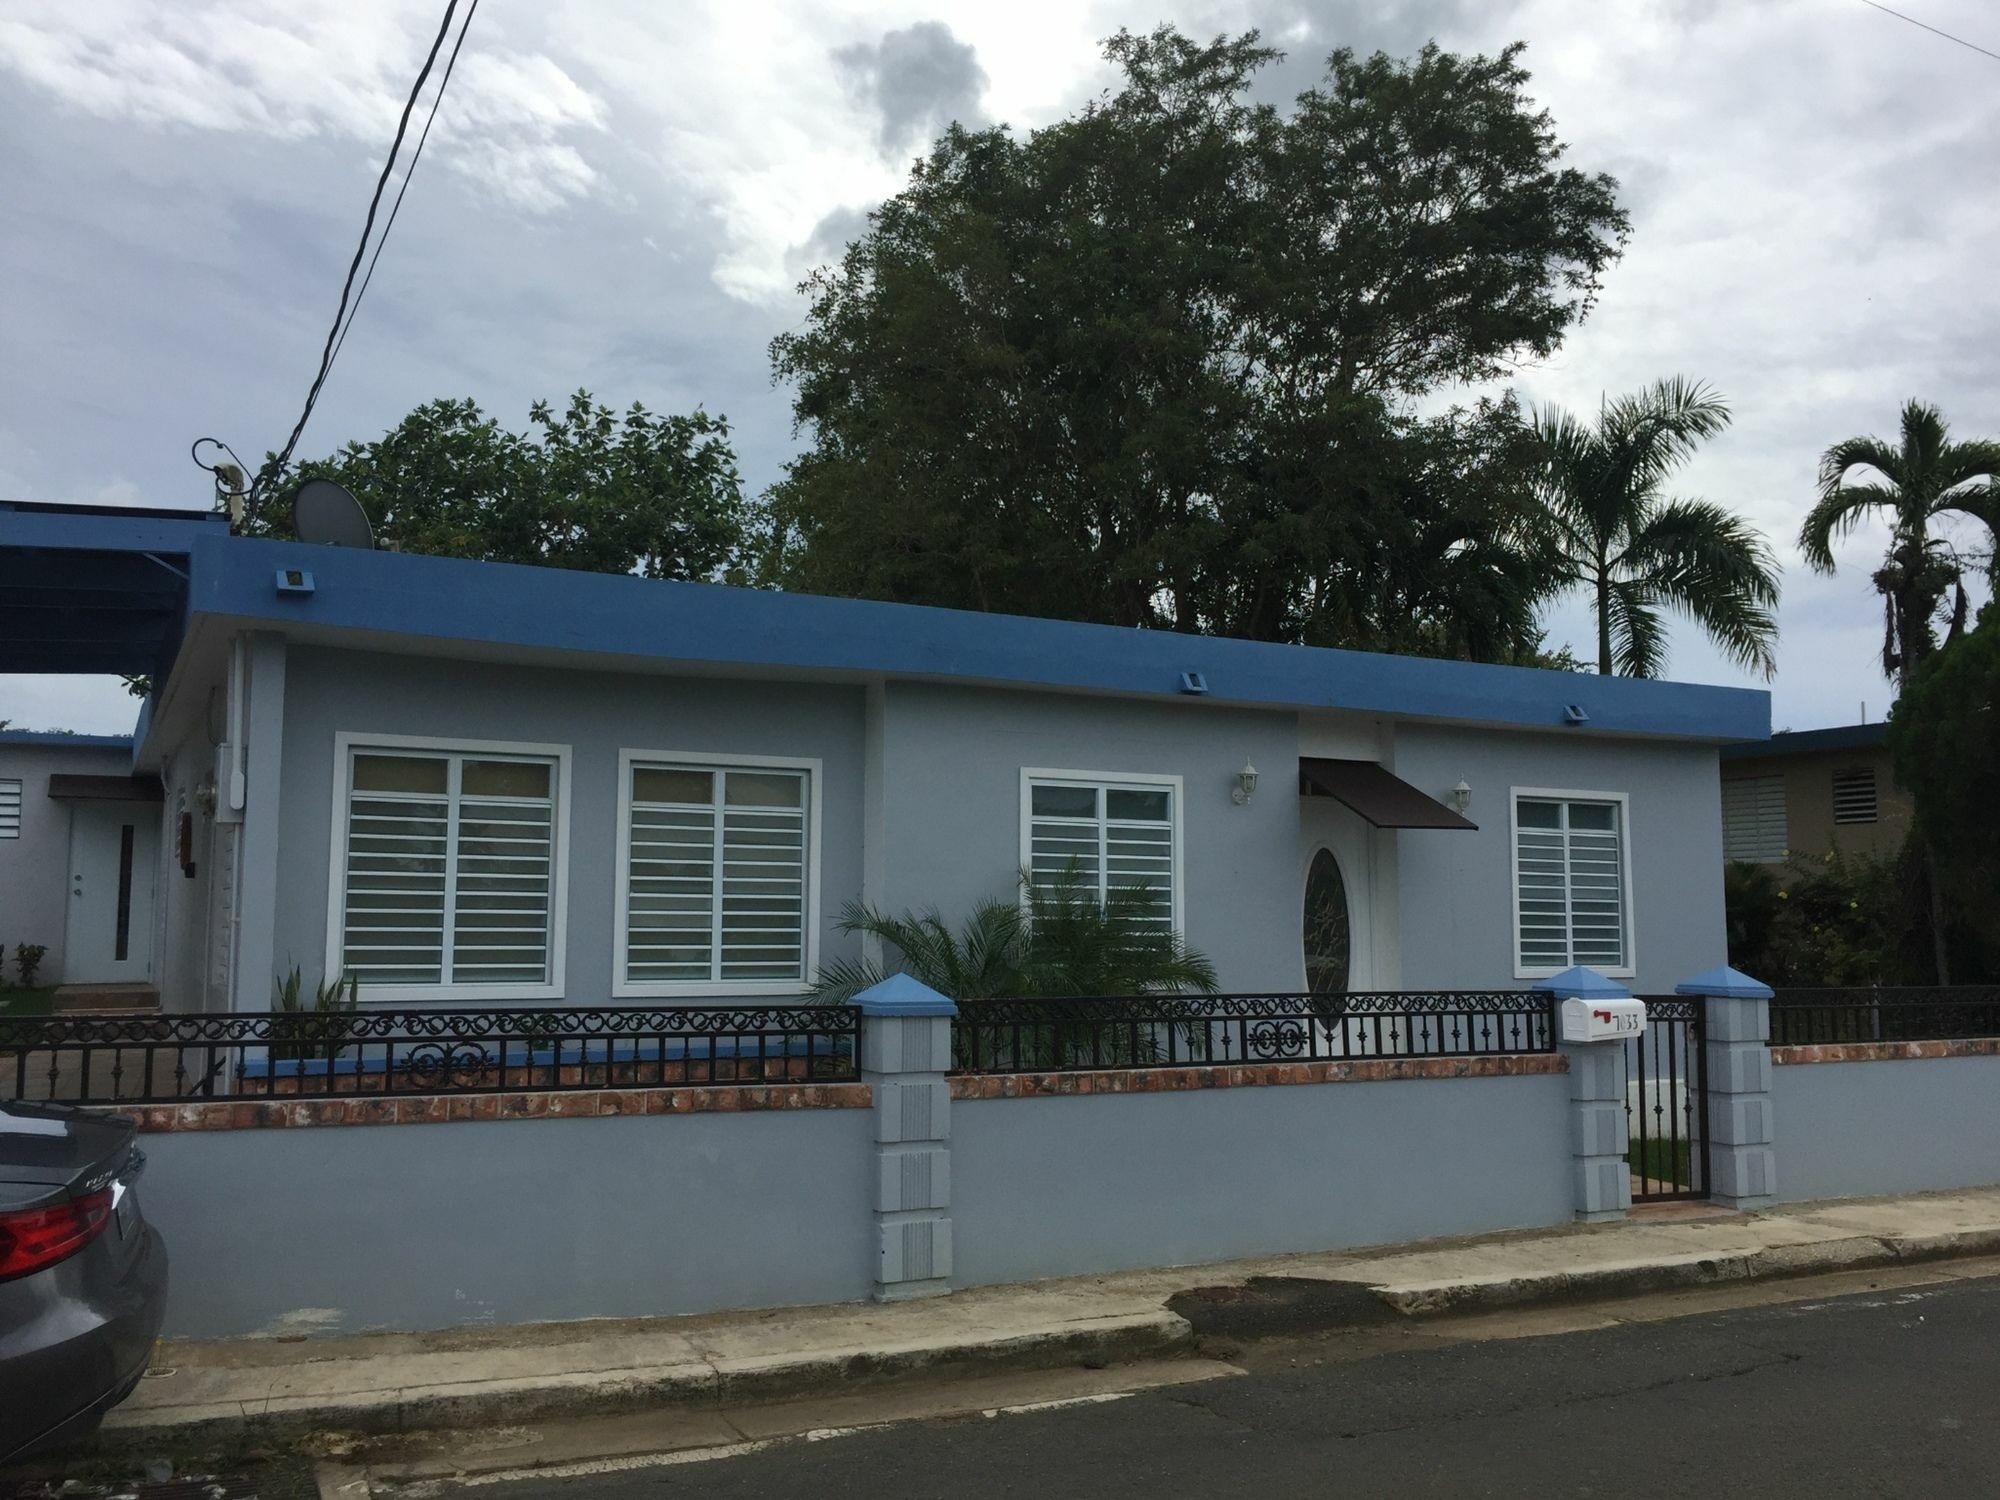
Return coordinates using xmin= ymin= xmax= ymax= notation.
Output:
xmin=811 ymin=865 xmax=1218 ymax=1002
xmin=1534 ymin=378 xmax=1780 ymax=678
xmin=1799 ymin=399 xmax=2000 ymax=693
xmin=1801 ymin=400 xmax=2000 ymax=985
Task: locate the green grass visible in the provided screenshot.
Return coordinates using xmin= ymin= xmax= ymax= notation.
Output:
xmin=0 ymin=986 xmax=56 ymax=1019
xmin=1628 ymin=1136 xmax=1694 ymax=1188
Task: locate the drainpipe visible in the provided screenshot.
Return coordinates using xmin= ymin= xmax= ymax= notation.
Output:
xmin=221 ymin=637 xmax=247 ymax=818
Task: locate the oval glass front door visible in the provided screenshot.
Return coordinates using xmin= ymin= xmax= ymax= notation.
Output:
xmin=1303 ymin=848 xmax=1351 ymax=996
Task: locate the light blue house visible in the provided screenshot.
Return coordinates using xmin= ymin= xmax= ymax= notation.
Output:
xmin=2 ymin=501 xmax=1768 ymax=1014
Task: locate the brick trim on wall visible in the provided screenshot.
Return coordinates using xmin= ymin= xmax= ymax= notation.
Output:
xmin=120 ymin=1082 xmax=873 ymax=1133
xmin=949 ymin=1053 xmax=1566 ymax=1100
xmin=1771 ymin=1038 xmax=2000 ymax=1067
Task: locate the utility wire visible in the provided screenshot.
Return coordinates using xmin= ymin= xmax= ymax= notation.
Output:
xmin=1858 ymin=0 xmax=2000 ymax=64
xmin=250 ymin=0 xmax=462 ymax=518
xmin=326 ymin=0 xmax=482 ymax=379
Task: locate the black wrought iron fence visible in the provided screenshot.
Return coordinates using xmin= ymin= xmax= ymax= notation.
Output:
xmin=1624 ymin=997 xmax=1708 ymax=1203
xmin=0 ymin=1004 xmax=863 ymax=1106
xmin=950 ymin=991 xmax=1556 ymax=1074
xmin=1770 ymin=987 xmax=2000 ymax=1046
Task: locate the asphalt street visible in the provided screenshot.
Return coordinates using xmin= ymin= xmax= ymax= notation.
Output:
xmin=469 ymin=1271 xmax=2000 ymax=1498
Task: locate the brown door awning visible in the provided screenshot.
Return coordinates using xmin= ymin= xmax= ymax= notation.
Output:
xmin=47 ymin=774 xmax=163 ymax=803
xmin=1298 ymin=757 xmax=1476 ymax=830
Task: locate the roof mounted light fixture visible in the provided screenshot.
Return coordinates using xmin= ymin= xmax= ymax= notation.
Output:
xmin=1563 ymin=704 xmax=1591 ymax=725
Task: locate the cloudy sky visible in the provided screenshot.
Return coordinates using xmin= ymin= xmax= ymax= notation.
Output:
xmin=4 ymin=0 xmax=1996 ymax=735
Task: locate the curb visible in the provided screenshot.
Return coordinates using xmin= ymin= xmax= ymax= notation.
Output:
xmin=1370 ymin=1227 xmax=2000 ymax=1317
xmin=98 ymin=1310 xmax=1194 ymax=1448
xmin=83 ymin=1224 xmax=2000 ymax=1453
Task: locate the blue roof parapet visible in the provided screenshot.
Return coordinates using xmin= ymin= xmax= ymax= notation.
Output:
xmin=1531 ymin=966 xmax=1633 ymax=1000
xmin=177 ymin=533 xmax=1771 ymax=743
xmin=851 ymin=974 xmax=958 ymax=1017
xmin=1674 ymin=965 xmax=1773 ymax=1000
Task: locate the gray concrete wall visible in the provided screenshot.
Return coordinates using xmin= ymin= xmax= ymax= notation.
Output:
xmin=139 ymin=1109 xmax=877 ymax=1337
xmin=275 ymin=648 xmax=870 ymax=1002
xmin=153 ymin=710 xmax=226 ymax=1014
xmin=1389 ymin=726 xmax=1726 ymax=993
xmin=1773 ymin=1058 xmax=2000 ymax=1203
xmin=0 ymin=742 xmax=137 ymax=986
xmin=949 ymin=1074 xmax=1573 ymax=1287
xmin=877 ymin=683 xmax=1303 ymax=991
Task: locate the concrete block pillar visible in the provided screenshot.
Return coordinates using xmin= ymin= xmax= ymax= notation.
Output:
xmin=854 ymin=974 xmax=957 ymax=1301
xmin=1535 ymin=967 xmax=1633 ymax=1223
xmin=1677 ymin=965 xmax=1776 ymax=1211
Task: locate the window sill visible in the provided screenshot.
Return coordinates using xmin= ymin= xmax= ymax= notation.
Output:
xmin=611 ymin=980 xmax=816 ymax=1001
xmin=351 ymin=982 xmax=566 ymax=1005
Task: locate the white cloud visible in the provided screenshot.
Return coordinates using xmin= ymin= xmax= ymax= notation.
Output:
xmin=0 ymin=1 xmax=608 ymax=212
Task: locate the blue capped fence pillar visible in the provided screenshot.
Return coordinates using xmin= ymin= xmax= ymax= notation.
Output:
xmin=1535 ymin=966 xmax=1635 ymax=1223
xmin=1677 ymin=965 xmax=1776 ymax=1211
xmin=854 ymin=975 xmax=957 ymax=1301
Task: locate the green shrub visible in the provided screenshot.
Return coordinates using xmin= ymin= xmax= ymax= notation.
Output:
xmin=1726 ymin=842 xmax=1933 ymax=987
xmin=812 ymin=863 xmax=1218 ymax=1002
xmin=269 ymin=968 xmax=361 ymax=1067
xmin=14 ymin=944 xmax=47 ymax=989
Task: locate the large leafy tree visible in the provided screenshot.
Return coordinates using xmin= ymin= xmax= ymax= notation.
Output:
xmin=762 ymin=28 xmax=1628 ymax=656
xmin=249 ymin=392 xmax=748 ymax=581
xmin=1532 ymin=378 xmax=1779 ymax=677
xmin=1888 ymin=605 xmax=2000 ymax=983
xmin=1800 ymin=399 xmax=1999 ymax=692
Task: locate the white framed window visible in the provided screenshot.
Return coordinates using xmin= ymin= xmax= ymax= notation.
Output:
xmin=614 ymin=750 xmax=821 ymax=997
xmin=0 ymin=778 xmax=19 ymax=838
xmin=1511 ymin=788 xmax=1633 ymax=978
xmin=1020 ymin=769 xmax=1183 ymax=934
xmin=324 ymin=734 xmax=571 ymax=1002
xmin=1721 ymin=774 xmax=1787 ymax=863
xmin=1832 ymin=768 xmax=1878 ymax=825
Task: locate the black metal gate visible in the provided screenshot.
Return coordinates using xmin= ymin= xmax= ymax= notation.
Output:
xmin=1623 ymin=998 xmax=1709 ymax=1203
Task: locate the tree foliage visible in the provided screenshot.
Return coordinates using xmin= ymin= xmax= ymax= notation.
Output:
xmin=250 ymin=392 xmax=748 ymax=580
xmin=1888 ymin=605 xmax=2000 ymax=979
xmin=1532 ymin=378 xmax=1779 ymax=677
xmin=1724 ymin=847 xmax=1935 ymax=987
xmin=762 ymin=28 xmax=1629 ymax=657
xmin=1801 ymin=399 xmax=2000 ymax=690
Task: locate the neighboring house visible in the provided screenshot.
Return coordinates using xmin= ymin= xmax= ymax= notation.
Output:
xmin=1718 ymin=723 xmax=1913 ymax=867
xmin=0 ymin=730 xmax=160 ymax=990
xmin=2 ymin=502 xmax=1769 ymax=1013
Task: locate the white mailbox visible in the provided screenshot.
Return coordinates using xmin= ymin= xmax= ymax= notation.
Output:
xmin=1558 ymin=995 xmax=1646 ymax=1043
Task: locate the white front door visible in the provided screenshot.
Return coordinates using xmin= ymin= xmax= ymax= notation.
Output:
xmin=1299 ymin=797 xmax=1376 ymax=992
xmin=62 ymin=802 xmax=158 ymax=984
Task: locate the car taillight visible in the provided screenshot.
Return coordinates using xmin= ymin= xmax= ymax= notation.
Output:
xmin=0 ymin=1188 xmax=114 ymax=1282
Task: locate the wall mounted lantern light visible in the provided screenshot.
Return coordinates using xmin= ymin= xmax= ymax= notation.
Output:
xmin=1232 ymin=761 xmax=1260 ymax=806
xmin=1448 ymin=780 xmax=1472 ymax=815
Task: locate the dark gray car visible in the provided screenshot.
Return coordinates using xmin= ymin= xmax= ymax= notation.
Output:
xmin=0 ymin=1100 xmax=168 ymax=1462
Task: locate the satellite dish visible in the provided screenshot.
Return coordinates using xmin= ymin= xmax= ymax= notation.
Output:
xmin=290 ymin=479 xmax=376 ymax=549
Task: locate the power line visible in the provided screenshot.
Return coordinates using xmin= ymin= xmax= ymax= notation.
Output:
xmin=326 ymin=0 xmax=482 ymax=379
xmin=1858 ymin=0 xmax=2000 ymax=64
xmin=250 ymin=0 xmax=463 ymax=517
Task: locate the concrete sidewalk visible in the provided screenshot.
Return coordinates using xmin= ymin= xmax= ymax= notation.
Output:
xmin=109 ymin=1186 xmax=2000 ymax=1443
